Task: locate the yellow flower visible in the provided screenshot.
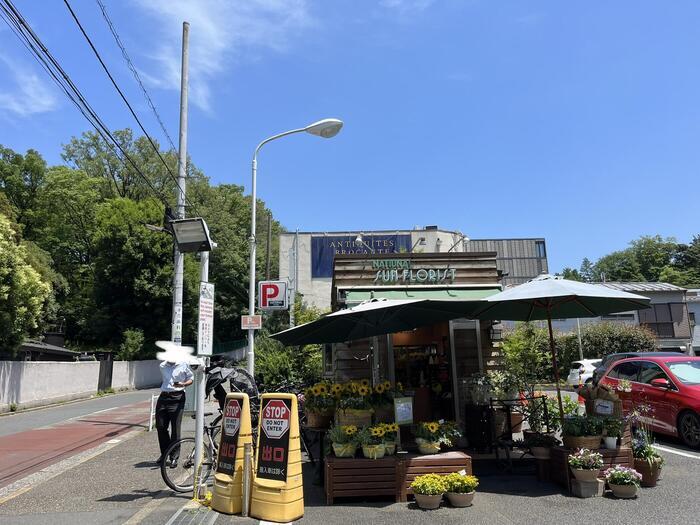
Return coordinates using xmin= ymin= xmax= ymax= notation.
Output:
xmin=358 ymin=386 xmax=370 ymax=396
xmin=344 ymin=425 xmax=357 ymax=435
xmin=331 ymin=383 xmax=343 ymax=395
xmin=389 ymin=423 xmax=399 ymax=432
xmin=317 ymin=384 xmax=328 ymax=395
xmin=349 ymin=382 xmax=359 ymax=393
xmin=312 ymin=385 xmax=322 ymax=396
xmin=360 ymin=379 xmax=370 ymax=388
xmin=370 ymin=426 xmax=386 ymax=438
xmin=427 ymin=422 xmax=440 ymax=433
xmin=396 ymin=382 xmax=403 ymax=391
xmin=375 ymin=384 xmax=386 ymax=394
xmin=304 ymin=388 xmax=313 ymax=397
xmin=383 ymin=380 xmax=391 ymax=390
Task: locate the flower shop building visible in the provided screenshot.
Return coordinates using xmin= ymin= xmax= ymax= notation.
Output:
xmin=323 ymin=252 xmax=503 ymax=425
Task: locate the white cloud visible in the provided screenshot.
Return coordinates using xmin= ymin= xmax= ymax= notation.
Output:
xmin=380 ymin=0 xmax=436 ymax=14
xmin=130 ymin=0 xmax=313 ymax=111
xmin=0 ymin=54 xmax=58 ymax=117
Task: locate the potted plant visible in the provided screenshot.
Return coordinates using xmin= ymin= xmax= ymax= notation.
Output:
xmin=336 ymin=380 xmax=373 ymax=427
xmin=381 ymin=422 xmax=399 ymax=455
xmin=372 ymin=380 xmax=397 ymax=423
xmin=602 ymin=417 xmax=625 ymax=449
xmin=632 ymin=431 xmax=664 ymax=487
xmin=357 ymin=425 xmax=387 ymax=459
xmin=328 ymin=424 xmax=358 ymax=458
xmin=444 ymin=472 xmax=479 ymax=507
xmin=303 ymin=382 xmax=335 ymax=428
xmin=415 ymin=421 xmax=443 ymax=454
xmin=604 ymin=465 xmax=642 ymax=499
xmin=562 ymin=415 xmax=604 ymax=450
xmin=568 ymin=448 xmax=604 ymax=482
xmin=410 ymin=473 xmax=446 ymax=510
xmin=524 ymin=432 xmax=560 ymax=460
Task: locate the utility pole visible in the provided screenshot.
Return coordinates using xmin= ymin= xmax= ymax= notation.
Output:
xmin=289 ymin=229 xmax=299 ymax=327
xmin=265 ymin=211 xmax=272 ymax=280
xmin=171 ymin=22 xmax=189 ymax=344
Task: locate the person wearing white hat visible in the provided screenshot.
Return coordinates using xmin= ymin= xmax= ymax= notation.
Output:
xmin=154 ymin=341 xmax=195 ymax=466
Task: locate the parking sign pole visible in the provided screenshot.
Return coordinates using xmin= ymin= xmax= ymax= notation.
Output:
xmin=194 ymin=250 xmax=210 ymax=499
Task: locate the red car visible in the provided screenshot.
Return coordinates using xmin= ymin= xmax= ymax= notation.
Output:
xmin=598 ymin=355 xmax=700 ymax=448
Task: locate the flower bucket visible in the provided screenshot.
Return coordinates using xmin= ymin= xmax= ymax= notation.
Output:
xmin=384 ymin=442 xmax=396 ymax=455
xmin=563 ymin=435 xmax=602 ymax=450
xmin=362 ymin=443 xmax=386 ymax=459
xmin=571 ymin=468 xmax=601 ymax=482
xmin=530 ymin=446 xmax=551 ymax=460
xmin=374 ymin=404 xmax=394 ymax=423
xmin=332 ymin=442 xmax=357 ymax=458
xmin=634 ymin=458 xmax=661 ymax=487
xmin=306 ymin=409 xmax=333 ymax=429
xmin=336 ymin=408 xmax=373 ymax=428
xmin=603 ymin=436 xmax=618 ymax=450
xmin=416 ymin=438 xmax=441 ymax=455
xmin=414 ymin=493 xmax=442 ymax=510
xmin=608 ymin=483 xmax=638 ymax=499
xmin=447 ymin=491 xmax=475 ymax=507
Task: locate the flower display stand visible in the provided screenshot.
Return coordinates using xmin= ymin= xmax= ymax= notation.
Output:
xmin=550 ymin=446 xmax=633 ymax=494
xmin=571 ymin=478 xmax=605 ymax=498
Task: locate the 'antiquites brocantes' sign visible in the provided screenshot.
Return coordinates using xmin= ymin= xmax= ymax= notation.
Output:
xmin=371 ymin=259 xmax=456 ymax=284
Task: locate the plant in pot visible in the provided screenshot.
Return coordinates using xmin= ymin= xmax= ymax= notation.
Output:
xmin=604 ymin=465 xmax=642 ymax=499
xmin=444 ymin=472 xmax=479 ymax=507
xmin=415 ymin=421 xmax=443 ymax=454
xmin=632 ymin=431 xmax=664 ymax=487
xmin=568 ymin=448 xmax=604 ymax=482
xmin=562 ymin=415 xmax=604 ymax=450
xmin=336 ymin=381 xmax=373 ymax=427
xmin=357 ymin=425 xmax=387 ymax=459
xmin=410 ymin=473 xmax=447 ymax=510
xmin=371 ymin=380 xmax=396 ymax=423
xmin=303 ymin=382 xmax=335 ymax=428
xmin=602 ymin=417 xmax=625 ymax=449
xmin=328 ymin=424 xmax=358 ymax=458
xmin=380 ymin=422 xmax=399 ymax=455
xmin=523 ymin=392 xmax=579 ymax=437
xmin=524 ymin=432 xmax=560 ymax=460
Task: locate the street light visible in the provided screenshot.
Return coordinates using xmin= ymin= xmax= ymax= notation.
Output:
xmin=168 ymin=217 xmax=214 ymax=253
xmin=247 ymin=118 xmax=343 ymax=376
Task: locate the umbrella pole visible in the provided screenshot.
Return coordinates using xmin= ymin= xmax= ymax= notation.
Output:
xmin=547 ymin=315 xmax=565 ymax=422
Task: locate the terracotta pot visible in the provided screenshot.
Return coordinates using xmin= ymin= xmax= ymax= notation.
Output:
xmin=608 ymin=483 xmax=638 ymax=499
xmin=416 ymin=438 xmax=441 ymax=455
xmin=362 ymin=443 xmax=386 ymax=459
xmin=634 ymin=458 xmax=661 ymax=487
xmin=563 ymin=435 xmax=602 ymax=450
xmin=384 ymin=442 xmax=396 ymax=455
xmin=332 ymin=442 xmax=357 ymax=458
xmin=447 ymin=491 xmax=475 ymax=507
xmin=306 ymin=409 xmax=333 ymax=429
xmin=604 ymin=436 xmax=618 ymax=450
xmin=571 ymin=468 xmax=601 ymax=482
xmin=510 ymin=412 xmax=524 ymax=433
xmin=414 ymin=493 xmax=443 ymax=510
xmin=336 ymin=408 xmax=373 ymax=427
xmin=531 ymin=446 xmax=551 ymax=460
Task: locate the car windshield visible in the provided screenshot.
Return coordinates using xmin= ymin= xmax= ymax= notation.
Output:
xmin=666 ymin=361 xmax=700 ymax=385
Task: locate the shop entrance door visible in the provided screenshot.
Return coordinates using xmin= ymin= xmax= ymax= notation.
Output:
xmin=449 ymin=320 xmax=483 ymax=424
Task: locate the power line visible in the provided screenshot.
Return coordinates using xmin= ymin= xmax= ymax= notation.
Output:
xmin=62 ymin=0 xmax=201 ymax=218
xmin=0 ymin=0 xmax=170 ymax=206
xmin=94 ymin=0 xmax=177 ymax=154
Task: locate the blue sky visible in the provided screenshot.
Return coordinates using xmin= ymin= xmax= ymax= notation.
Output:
xmin=1 ymin=1 xmax=698 ymax=273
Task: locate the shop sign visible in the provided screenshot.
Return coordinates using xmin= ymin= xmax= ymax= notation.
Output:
xmin=371 ymin=259 xmax=456 ymax=284
xmin=216 ymin=398 xmax=241 ymax=475
xmin=311 ymin=234 xmax=412 ymax=278
xmin=257 ymin=398 xmax=292 ymax=482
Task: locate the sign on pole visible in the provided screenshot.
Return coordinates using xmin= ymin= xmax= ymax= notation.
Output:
xmin=197 ymin=282 xmax=214 ymax=356
xmin=258 ymin=281 xmax=288 ymax=310
xmin=241 ymin=315 xmax=262 ymax=330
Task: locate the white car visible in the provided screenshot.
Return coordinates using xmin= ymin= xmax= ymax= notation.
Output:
xmin=566 ymin=359 xmax=602 ymax=388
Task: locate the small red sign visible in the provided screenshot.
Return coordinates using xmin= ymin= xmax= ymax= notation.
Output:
xmin=223 ymin=399 xmax=241 ymax=437
xmin=261 ymin=399 xmax=290 ymax=439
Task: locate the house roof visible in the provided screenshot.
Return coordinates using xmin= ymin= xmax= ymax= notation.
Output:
xmin=596 ymin=282 xmax=687 ymax=293
xmin=21 ymin=340 xmax=81 ymax=356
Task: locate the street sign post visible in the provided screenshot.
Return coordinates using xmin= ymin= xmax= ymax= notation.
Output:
xmin=197 ymin=282 xmax=214 ymax=356
xmin=241 ymin=315 xmax=262 ymax=330
xmin=258 ymin=281 xmax=288 ymax=310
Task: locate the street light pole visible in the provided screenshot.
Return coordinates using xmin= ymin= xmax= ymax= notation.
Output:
xmin=247 ymin=119 xmax=344 ymax=376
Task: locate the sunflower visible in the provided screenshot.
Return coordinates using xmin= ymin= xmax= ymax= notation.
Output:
xmin=425 ymin=422 xmax=440 ymax=434
xmin=375 ymin=383 xmax=386 ymax=394
xmin=317 ymin=384 xmax=328 ymax=395
xmin=331 ymin=383 xmax=343 ymax=395
xmin=382 ymin=380 xmax=391 ymax=390
xmin=370 ymin=427 xmax=386 ymax=438
xmin=312 ymin=385 xmax=322 ymax=396
xmin=389 ymin=423 xmax=399 ymax=432
xmin=358 ymin=386 xmax=370 ymax=396
xmin=344 ymin=425 xmax=357 ymax=435
xmin=349 ymin=382 xmax=359 ymax=393
xmin=360 ymin=379 xmax=370 ymax=388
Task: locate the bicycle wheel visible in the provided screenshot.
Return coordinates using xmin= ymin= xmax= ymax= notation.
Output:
xmin=161 ymin=437 xmax=214 ymax=493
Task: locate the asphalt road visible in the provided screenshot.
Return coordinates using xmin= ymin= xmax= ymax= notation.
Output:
xmin=0 ymin=389 xmax=160 ymax=437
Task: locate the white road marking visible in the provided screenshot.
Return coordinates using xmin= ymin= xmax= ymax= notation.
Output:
xmin=654 ymin=444 xmax=700 ymax=459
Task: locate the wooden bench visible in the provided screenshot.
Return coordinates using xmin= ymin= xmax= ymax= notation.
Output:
xmin=550 ymin=446 xmax=634 ymax=492
xmin=399 ymin=451 xmax=473 ymax=501
xmin=325 ymin=455 xmax=401 ymax=504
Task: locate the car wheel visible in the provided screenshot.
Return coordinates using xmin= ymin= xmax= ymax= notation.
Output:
xmin=679 ymin=411 xmax=700 ymax=448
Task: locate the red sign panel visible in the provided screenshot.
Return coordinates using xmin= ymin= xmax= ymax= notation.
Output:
xmin=258 ymin=281 xmax=288 ymax=310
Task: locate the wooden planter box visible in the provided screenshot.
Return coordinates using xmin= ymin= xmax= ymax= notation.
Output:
xmin=325 ymin=451 xmax=473 ymax=504
xmin=550 ymin=446 xmax=633 ymax=493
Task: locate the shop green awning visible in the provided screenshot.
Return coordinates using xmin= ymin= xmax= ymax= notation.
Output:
xmin=345 ymin=288 xmax=500 ymax=305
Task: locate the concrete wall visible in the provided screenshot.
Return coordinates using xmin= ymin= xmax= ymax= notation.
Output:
xmin=0 ymin=360 xmax=160 ymax=412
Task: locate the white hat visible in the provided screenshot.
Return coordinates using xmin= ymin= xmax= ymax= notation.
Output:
xmin=155 ymin=340 xmax=199 ymax=365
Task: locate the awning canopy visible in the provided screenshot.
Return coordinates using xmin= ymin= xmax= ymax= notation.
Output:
xmin=344 ymin=287 xmax=500 ymax=305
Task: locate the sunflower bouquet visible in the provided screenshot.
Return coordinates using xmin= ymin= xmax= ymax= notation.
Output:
xmin=303 ymin=382 xmax=335 ymax=414
xmin=336 ymin=380 xmax=373 ymax=411
xmin=329 ymin=424 xmax=359 ymax=457
xmin=415 ymin=420 xmax=462 ymax=454
xmin=378 ymin=422 xmax=400 ymax=455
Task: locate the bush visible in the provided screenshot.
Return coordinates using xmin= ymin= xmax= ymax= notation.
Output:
xmin=562 ymin=415 xmax=604 ymax=436
xmin=604 ymin=465 xmax=642 ymax=486
xmin=568 ymin=448 xmax=604 ymax=470
xmin=410 ymin=473 xmax=447 ymax=495
xmin=117 ymin=328 xmax=144 ymax=361
xmin=444 ymin=473 xmax=479 ymax=494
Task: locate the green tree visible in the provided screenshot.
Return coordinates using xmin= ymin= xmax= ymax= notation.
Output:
xmin=117 ymin=328 xmax=145 ymax=360
xmin=560 ymin=267 xmax=582 ymax=281
xmin=674 ymin=235 xmax=700 ymax=286
xmin=594 ymin=249 xmax=644 ymax=282
xmin=579 ymin=257 xmax=595 ymax=282
xmin=0 ymin=146 xmax=47 ymax=238
xmin=629 ymin=235 xmax=678 ymax=282
xmin=0 ymin=214 xmax=51 ymax=354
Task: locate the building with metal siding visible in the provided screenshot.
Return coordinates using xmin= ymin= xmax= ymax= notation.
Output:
xmin=464 ymin=238 xmax=548 ymax=287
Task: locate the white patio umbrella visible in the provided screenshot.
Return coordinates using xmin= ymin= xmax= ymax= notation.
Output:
xmin=473 ymin=275 xmax=651 ymax=420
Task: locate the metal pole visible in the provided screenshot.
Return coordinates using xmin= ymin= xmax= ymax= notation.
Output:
xmin=242 ymin=442 xmax=252 ymax=517
xmin=289 ymin=229 xmax=298 ymax=327
xmin=576 ymin=318 xmax=584 ymax=360
xmin=247 ymin=157 xmax=257 ymax=377
xmin=171 ymin=21 xmax=189 ymax=344
xmin=194 ymin=250 xmax=209 ymax=499
xmin=265 ymin=211 xmax=272 ymax=280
